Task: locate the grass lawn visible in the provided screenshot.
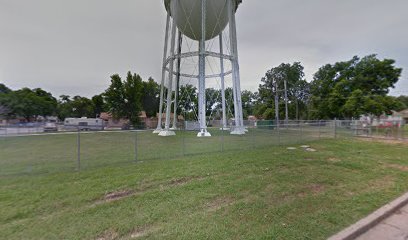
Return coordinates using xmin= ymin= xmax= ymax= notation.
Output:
xmin=1 ymin=137 xmax=408 ymax=239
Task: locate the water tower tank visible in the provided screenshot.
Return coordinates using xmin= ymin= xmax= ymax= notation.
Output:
xmin=164 ymin=0 xmax=241 ymax=41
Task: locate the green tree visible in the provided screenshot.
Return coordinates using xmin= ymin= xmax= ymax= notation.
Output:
xmin=142 ymin=77 xmax=160 ymax=118
xmin=104 ymin=72 xmax=144 ymax=127
xmin=309 ymin=55 xmax=402 ymax=119
xmin=0 ymin=88 xmax=57 ymax=121
xmin=241 ymin=90 xmax=256 ymax=118
xmin=178 ymin=84 xmax=198 ymax=120
xmin=0 ymin=83 xmax=11 ymax=94
xmin=257 ymin=62 xmax=309 ymax=120
xmin=56 ymin=95 xmax=73 ymax=120
xmin=396 ymin=95 xmax=408 ymax=110
xmin=0 ymin=83 xmax=12 ymax=117
xmin=71 ymin=96 xmax=94 ymax=118
xmin=91 ymin=94 xmax=106 ymax=117
xmin=205 ymin=88 xmax=220 ymax=117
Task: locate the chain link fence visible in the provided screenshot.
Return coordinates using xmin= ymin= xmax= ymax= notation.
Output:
xmin=0 ymin=120 xmax=353 ymax=176
xmin=334 ymin=120 xmax=407 ymax=140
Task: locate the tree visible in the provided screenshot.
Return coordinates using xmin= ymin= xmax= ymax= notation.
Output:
xmin=257 ymin=62 xmax=309 ymax=120
xmin=0 ymin=83 xmax=11 ymax=94
xmin=91 ymin=94 xmax=106 ymax=117
xmin=104 ymin=74 xmax=125 ymax=119
xmin=241 ymin=90 xmax=256 ymax=118
xmin=56 ymin=95 xmax=73 ymax=120
xmin=104 ymin=71 xmax=144 ymax=127
xmin=396 ymin=95 xmax=408 ymax=110
xmin=71 ymin=96 xmax=94 ymax=118
xmin=205 ymin=88 xmax=220 ymax=117
xmin=224 ymin=87 xmax=235 ymax=118
xmin=142 ymin=77 xmax=160 ymax=118
xmin=56 ymin=95 xmax=95 ymax=120
xmin=0 ymin=88 xmax=57 ymax=121
xmin=309 ymin=55 xmax=402 ymax=119
xmin=0 ymin=83 xmax=12 ymax=117
xmin=32 ymin=88 xmax=58 ymax=117
xmin=178 ymin=84 xmax=198 ymax=120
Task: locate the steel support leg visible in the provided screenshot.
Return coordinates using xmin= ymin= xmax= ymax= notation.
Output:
xmin=154 ymin=13 xmax=171 ymax=134
xmin=219 ymin=33 xmax=228 ymax=130
xmin=171 ymin=31 xmax=183 ymax=130
xmin=159 ymin=17 xmax=177 ymax=137
xmin=197 ymin=0 xmax=210 ymax=137
xmin=228 ymin=0 xmax=245 ymax=135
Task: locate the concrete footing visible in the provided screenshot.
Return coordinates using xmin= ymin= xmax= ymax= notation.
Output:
xmin=230 ymin=128 xmax=246 ymax=135
xmin=158 ymin=130 xmax=176 ymax=137
xmin=197 ymin=130 xmax=211 ymax=137
xmin=152 ymin=129 xmax=162 ymax=134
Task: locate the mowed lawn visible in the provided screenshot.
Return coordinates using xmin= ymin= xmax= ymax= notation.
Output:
xmin=1 ymin=137 xmax=408 ymax=239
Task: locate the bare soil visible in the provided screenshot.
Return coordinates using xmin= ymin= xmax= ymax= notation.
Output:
xmin=206 ymin=197 xmax=235 ymax=212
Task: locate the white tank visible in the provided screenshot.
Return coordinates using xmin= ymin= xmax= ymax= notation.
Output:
xmin=166 ymin=0 xmax=239 ymax=41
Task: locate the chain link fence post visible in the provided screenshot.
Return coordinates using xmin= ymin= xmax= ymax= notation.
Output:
xmin=334 ymin=119 xmax=337 ymax=139
xmin=77 ymin=128 xmax=81 ymax=171
xmin=221 ymin=127 xmax=224 ymax=152
xmin=318 ymin=120 xmax=321 ymax=140
xmin=134 ymin=130 xmax=138 ymax=163
xmin=251 ymin=125 xmax=255 ymax=149
xmin=183 ymin=127 xmax=186 ymax=156
xmin=299 ymin=120 xmax=303 ymax=144
xmin=4 ymin=121 xmax=7 ymax=141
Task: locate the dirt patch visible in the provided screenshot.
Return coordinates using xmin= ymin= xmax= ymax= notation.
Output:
xmin=368 ymin=175 xmax=395 ymax=190
xmin=96 ymin=230 xmax=118 ymax=240
xmin=206 ymin=197 xmax=235 ymax=212
xmin=327 ymin=157 xmax=341 ymax=163
xmin=104 ymin=190 xmax=133 ymax=202
xmin=309 ymin=184 xmax=325 ymax=194
xmin=168 ymin=176 xmax=206 ymax=187
xmin=297 ymin=192 xmax=308 ymax=198
xmin=93 ymin=189 xmax=138 ymax=205
xmin=168 ymin=177 xmax=193 ymax=186
xmin=298 ymin=184 xmax=325 ymax=197
xmin=130 ymin=226 xmax=150 ymax=239
xmin=129 ymin=225 xmax=159 ymax=239
xmin=95 ymin=176 xmax=207 ymax=205
xmin=158 ymin=175 xmax=207 ymax=192
xmin=385 ymin=164 xmax=408 ymax=172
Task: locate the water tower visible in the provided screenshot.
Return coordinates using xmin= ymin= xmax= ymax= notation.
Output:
xmin=154 ymin=0 xmax=244 ymax=137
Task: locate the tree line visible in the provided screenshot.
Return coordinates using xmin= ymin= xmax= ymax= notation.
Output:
xmin=0 ymin=54 xmax=407 ymax=125
xmin=0 ymin=73 xmax=160 ymax=125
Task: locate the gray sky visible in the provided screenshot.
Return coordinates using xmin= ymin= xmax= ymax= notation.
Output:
xmin=1 ymin=0 xmax=407 ymax=98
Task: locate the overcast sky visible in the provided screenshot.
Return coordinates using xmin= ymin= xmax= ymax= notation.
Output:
xmin=1 ymin=0 xmax=407 ymax=98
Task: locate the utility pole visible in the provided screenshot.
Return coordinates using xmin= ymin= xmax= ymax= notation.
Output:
xmin=296 ymin=99 xmax=299 ymax=120
xmin=284 ymin=77 xmax=289 ymax=124
xmin=274 ymin=78 xmax=280 ymax=128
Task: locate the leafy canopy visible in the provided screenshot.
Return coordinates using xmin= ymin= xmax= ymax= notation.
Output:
xmin=309 ymin=55 xmax=402 ymax=119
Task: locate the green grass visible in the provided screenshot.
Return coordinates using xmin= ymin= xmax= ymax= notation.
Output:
xmin=1 ymin=136 xmax=408 ymax=239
